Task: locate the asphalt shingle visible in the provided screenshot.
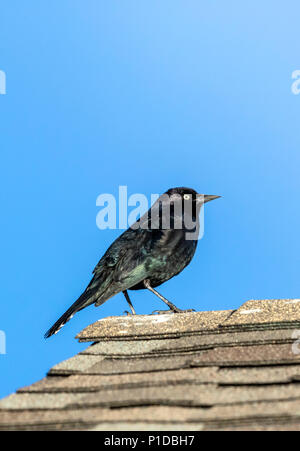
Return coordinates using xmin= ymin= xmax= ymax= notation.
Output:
xmin=80 ymin=329 xmax=295 ymax=357
xmin=221 ymin=299 xmax=300 ymax=331
xmin=19 ymin=367 xmax=219 ymax=393
xmin=1 ymin=399 xmax=300 ymax=431
xmin=3 ymin=383 xmax=300 ymax=411
xmin=190 ymin=343 xmax=300 ymax=367
xmin=17 ymin=365 xmax=300 ymax=394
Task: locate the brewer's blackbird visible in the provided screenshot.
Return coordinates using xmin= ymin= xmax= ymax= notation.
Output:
xmin=45 ymin=187 xmax=220 ymax=338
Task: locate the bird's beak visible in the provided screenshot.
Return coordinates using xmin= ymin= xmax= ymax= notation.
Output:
xmin=198 ymin=194 xmax=221 ymax=204
xmin=201 ymin=195 xmax=221 ymax=204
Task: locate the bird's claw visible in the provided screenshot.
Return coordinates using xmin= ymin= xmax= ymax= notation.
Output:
xmin=123 ymin=310 xmax=137 ymax=316
xmin=151 ymin=308 xmax=195 ymax=315
xmin=175 ymin=308 xmax=196 ymax=313
xmin=151 ymin=310 xmax=174 ymax=315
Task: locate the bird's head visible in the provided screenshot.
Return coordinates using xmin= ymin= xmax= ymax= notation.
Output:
xmin=145 ymin=187 xmax=220 ymax=238
xmin=164 ymin=187 xmax=221 ymax=205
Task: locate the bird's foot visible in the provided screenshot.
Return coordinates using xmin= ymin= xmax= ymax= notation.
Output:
xmin=174 ymin=308 xmax=196 ymax=313
xmin=151 ymin=308 xmax=195 ymax=315
xmin=123 ymin=310 xmax=136 ymax=316
xmin=151 ymin=310 xmax=174 ymax=315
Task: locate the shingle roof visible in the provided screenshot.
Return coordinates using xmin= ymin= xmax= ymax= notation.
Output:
xmin=1 ymin=299 xmax=300 ymax=431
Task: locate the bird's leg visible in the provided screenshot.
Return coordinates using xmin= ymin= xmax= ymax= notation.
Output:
xmin=123 ymin=290 xmax=136 ymax=315
xmin=143 ymin=279 xmax=195 ymax=314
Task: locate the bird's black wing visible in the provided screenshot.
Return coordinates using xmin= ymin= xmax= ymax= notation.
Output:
xmin=92 ymin=227 xmax=151 ymax=306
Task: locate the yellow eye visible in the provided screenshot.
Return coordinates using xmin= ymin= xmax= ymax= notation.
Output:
xmin=183 ymin=194 xmax=190 ymax=200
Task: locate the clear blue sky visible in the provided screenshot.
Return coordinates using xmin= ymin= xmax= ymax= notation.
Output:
xmin=1 ymin=1 xmax=299 ymax=399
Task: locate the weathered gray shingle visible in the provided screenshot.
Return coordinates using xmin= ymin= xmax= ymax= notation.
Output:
xmin=80 ymin=329 xmax=295 ymax=357
xmin=1 ymin=399 xmax=300 ymax=431
xmin=221 ymin=299 xmax=300 ymax=330
xmin=19 ymin=367 xmax=219 ymax=393
xmin=17 ymin=365 xmax=300 ymax=394
xmin=5 ymin=383 xmax=300 ymax=411
xmin=190 ymin=343 xmax=300 ymax=367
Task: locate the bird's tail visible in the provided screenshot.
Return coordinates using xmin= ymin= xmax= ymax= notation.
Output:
xmin=44 ymin=287 xmax=97 ymax=339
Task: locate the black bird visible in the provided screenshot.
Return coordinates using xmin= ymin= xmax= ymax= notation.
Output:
xmin=45 ymin=187 xmax=220 ymax=338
